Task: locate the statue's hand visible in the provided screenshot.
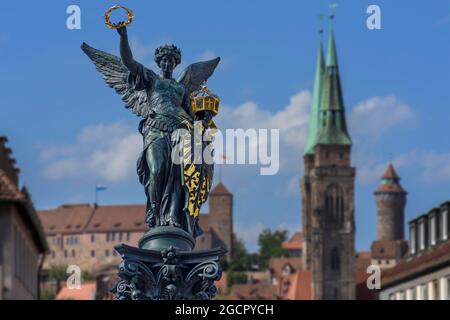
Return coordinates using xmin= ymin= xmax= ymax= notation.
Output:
xmin=117 ymin=26 xmax=128 ymax=37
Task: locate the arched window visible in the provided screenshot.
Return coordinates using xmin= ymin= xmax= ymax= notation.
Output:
xmin=325 ymin=184 xmax=345 ymax=224
xmin=330 ymin=248 xmax=340 ymax=271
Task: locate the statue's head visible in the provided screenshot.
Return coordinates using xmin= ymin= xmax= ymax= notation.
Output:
xmin=154 ymin=44 xmax=181 ymax=74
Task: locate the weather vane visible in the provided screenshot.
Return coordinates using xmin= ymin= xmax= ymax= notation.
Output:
xmin=319 ymin=13 xmax=325 ymax=34
xmin=329 ymin=3 xmax=338 ymax=20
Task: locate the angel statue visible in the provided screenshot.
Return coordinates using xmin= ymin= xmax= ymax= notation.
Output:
xmin=81 ymin=26 xmax=220 ymax=239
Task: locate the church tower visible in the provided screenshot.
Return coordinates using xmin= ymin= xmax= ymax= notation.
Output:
xmin=375 ymin=164 xmax=407 ymax=241
xmin=301 ymin=18 xmax=356 ymax=300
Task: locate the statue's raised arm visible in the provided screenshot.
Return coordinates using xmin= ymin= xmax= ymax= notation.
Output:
xmin=80 ymin=28 xmax=157 ymax=118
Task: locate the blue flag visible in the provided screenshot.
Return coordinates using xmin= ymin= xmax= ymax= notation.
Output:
xmin=95 ymin=184 xmax=107 ymax=191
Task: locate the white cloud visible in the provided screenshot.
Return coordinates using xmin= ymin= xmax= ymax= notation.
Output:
xmin=40 ymin=122 xmax=141 ymax=182
xmin=349 ymin=95 xmax=414 ymax=135
xmin=216 ymin=90 xmax=311 ymax=173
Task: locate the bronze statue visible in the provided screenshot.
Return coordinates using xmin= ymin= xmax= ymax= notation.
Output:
xmin=81 ymin=26 xmax=220 ymax=239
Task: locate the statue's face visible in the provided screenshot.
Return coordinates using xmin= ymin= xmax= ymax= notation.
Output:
xmin=160 ymin=55 xmax=176 ymax=74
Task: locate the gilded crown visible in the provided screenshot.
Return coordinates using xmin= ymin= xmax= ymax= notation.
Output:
xmin=190 ymin=82 xmax=220 ymax=116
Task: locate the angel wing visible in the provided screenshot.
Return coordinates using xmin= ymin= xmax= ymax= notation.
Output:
xmin=177 ymin=57 xmax=221 ymax=114
xmin=81 ymin=42 xmax=157 ymax=118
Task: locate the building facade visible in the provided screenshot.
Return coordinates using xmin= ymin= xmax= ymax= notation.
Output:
xmin=380 ymin=201 xmax=450 ymax=300
xmin=38 ymin=182 xmax=233 ymax=274
xmin=301 ymin=22 xmax=356 ymax=300
xmin=0 ymin=136 xmax=48 ymax=300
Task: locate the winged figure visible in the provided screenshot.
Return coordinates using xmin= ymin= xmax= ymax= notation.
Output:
xmin=81 ymin=26 xmax=220 ymax=238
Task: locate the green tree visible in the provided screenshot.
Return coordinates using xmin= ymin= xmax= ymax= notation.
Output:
xmin=227 ymin=270 xmax=248 ymax=288
xmin=47 ymin=265 xmax=68 ymax=282
xmin=258 ymin=229 xmax=290 ymax=269
xmin=229 ymin=236 xmax=259 ymax=271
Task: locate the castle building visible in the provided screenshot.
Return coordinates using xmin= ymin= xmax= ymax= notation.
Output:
xmin=0 ymin=136 xmax=48 ymax=300
xmin=301 ymin=20 xmax=356 ymax=300
xmin=37 ymin=182 xmax=233 ymax=274
xmin=371 ymin=164 xmax=408 ymax=269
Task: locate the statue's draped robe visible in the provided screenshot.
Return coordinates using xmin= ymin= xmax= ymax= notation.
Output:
xmin=129 ymin=65 xmax=203 ymax=238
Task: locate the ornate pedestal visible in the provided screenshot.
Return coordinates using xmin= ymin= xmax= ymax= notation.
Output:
xmin=112 ymin=226 xmax=226 ymax=300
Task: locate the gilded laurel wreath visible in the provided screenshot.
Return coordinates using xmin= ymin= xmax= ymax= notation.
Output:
xmin=105 ymin=5 xmax=134 ymax=29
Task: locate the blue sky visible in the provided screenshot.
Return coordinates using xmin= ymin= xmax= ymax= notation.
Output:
xmin=2 ymin=1 xmax=450 ymax=252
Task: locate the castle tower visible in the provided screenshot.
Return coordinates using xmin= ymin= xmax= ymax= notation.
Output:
xmin=208 ymin=182 xmax=233 ymax=261
xmin=301 ymin=19 xmax=356 ymax=300
xmin=375 ymin=164 xmax=407 ymax=240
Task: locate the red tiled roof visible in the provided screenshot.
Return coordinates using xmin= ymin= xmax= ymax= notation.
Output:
xmin=38 ymin=203 xmax=211 ymax=235
xmin=56 ymin=282 xmax=96 ymax=300
xmin=381 ymin=239 xmax=450 ymax=287
xmin=231 ymin=283 xmax=280 ymax=300
xmin=282 ymin=232 xmax=303 ymax=251
xmin=39 ymin=204 xmax=94 ymax=235
xmin=0 ymin=169 xmax=24 ymax=201
xmin=382 ymin=164 xmax=399 ymax=180
xmin=269 ymin=257 xmax=303 ymax=279
xmin=210 ymin=182 xmax=231 ymax=195
xmin=376 ymin=183 xmax=406 ymax=193
xmin=279 ymin=270 xmax=313 ymax=300
xmin=376 ymin=164 xmax=406 ymax=193
xmin=355 ymin=251 xmax=372 ymax=273
xmin=85 ymin=205 xmax=147 ymax=233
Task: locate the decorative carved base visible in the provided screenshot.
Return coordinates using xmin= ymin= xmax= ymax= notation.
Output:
xmin=111 ymin=226 xmax=226 ymax=300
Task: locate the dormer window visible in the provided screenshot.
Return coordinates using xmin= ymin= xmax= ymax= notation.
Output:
xmin=429 ymin=214 xmax=436 ymax=246
xmin=410 ymin=224 xmax=416 ymax=255
xmin=419 ymin=220 xmax=426 ymax=251
xmin=441 ymin=210 xmax=448 ymax=241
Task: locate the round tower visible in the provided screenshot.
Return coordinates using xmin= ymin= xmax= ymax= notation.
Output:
xmin=375 ymin=164 xmax=407 ymax=240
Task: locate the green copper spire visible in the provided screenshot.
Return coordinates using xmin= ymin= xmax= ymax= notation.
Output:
xmin=304 ymin=39 xmax=325 ymax=155
xmin=316 ymin=20 xmax=352 ymax=146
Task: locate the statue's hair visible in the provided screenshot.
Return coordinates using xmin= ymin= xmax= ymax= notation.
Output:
xmin=154 ymin=44 xmax=182 ymax=67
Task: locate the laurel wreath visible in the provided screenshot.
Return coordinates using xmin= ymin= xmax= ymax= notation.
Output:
xmin=104 ymin=5 xmax=134 ymax=29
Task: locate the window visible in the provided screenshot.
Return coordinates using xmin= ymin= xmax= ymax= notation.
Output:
xmin=64 ymin=250 xmax=68 ymax=258
xmin=119 ymin=232 xmax=123 ymax=242
xmin=330 ymin=248 xmax=340 ymax=271
xmin=106 ymin=232 xmax=110 ymax=242
xmin=91 ymin=234 xmax=95 ymax=242
xmin=91 ymin=250 xmax=95 ymax=257
xmin=325 ymin=184 xmax=345 ymax=224
xmin=105 ymin=249 xmax=110 ymax=257
xmin=410 ymin=225 xmax=416 ymax=254
xmin=385 ymin=260 xmax=390 ymax=265
xmin=126 ymin=232 xmax=131 ymax=241
xmin=430 ymin=215 xmax=436 ymax=246
xmin=111 ymin=233 xmax=116 ymax=242
xmin=71 ymin=249 xmax=76 ymax=257
xmin=419 ymin=221 xmax=426 ymax=251
xmin=442 ymin=210 xmax=448 ymax=241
